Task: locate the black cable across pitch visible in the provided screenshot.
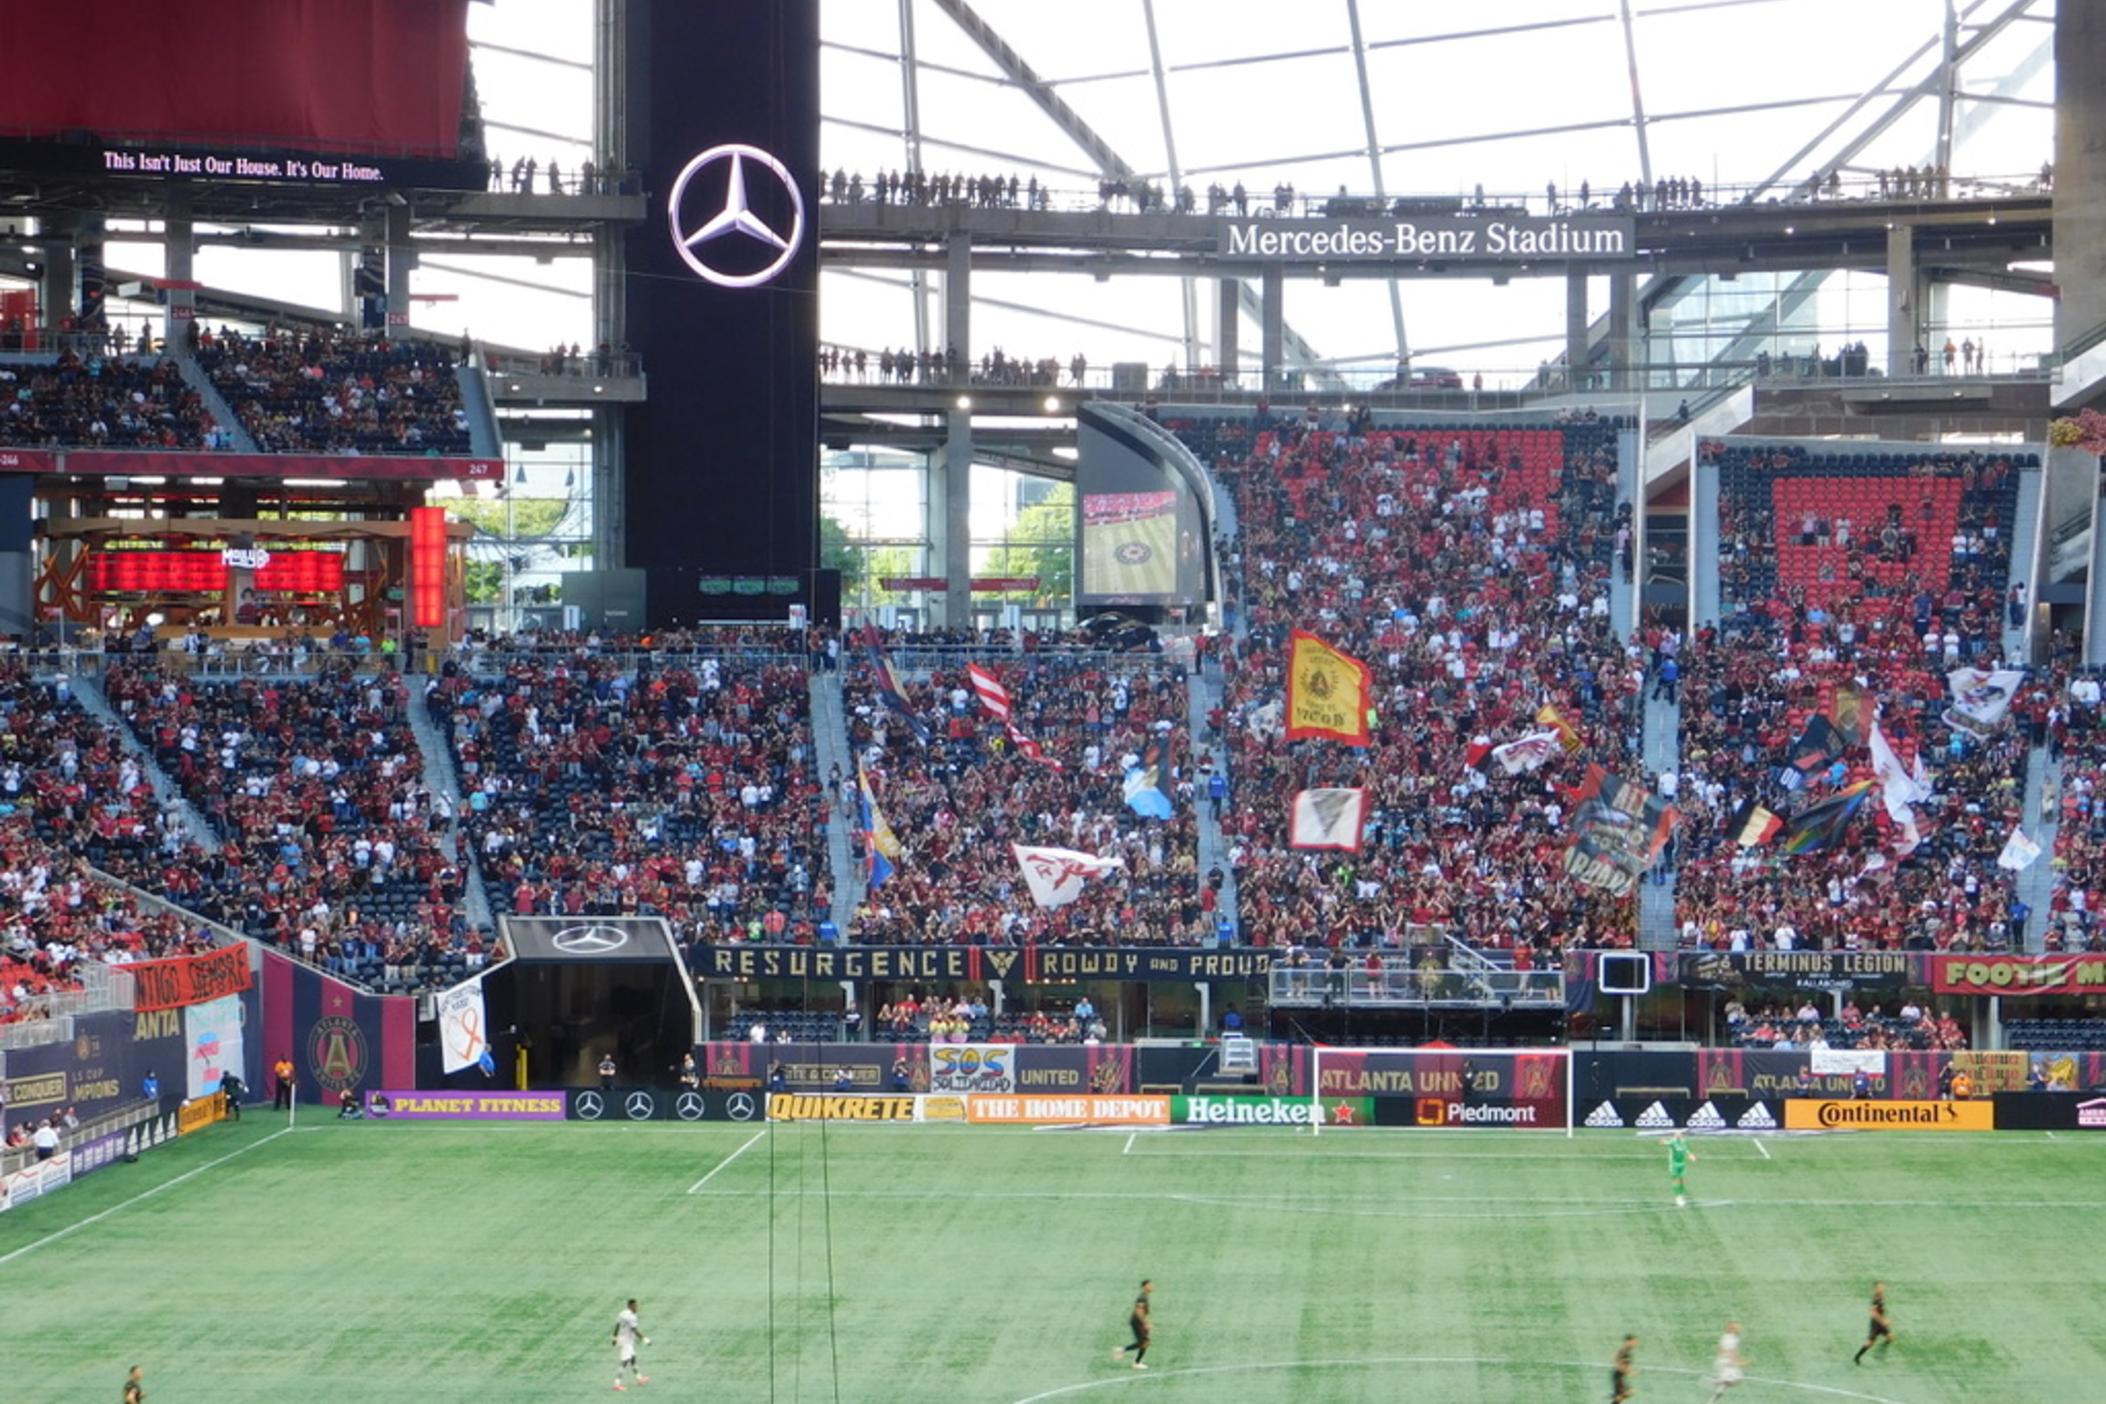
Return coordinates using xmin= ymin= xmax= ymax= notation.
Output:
xmin=817 ymin=989 xmax=845 ymax=1404
xmin=767 ymin=1064 xmax=777 ymax=1404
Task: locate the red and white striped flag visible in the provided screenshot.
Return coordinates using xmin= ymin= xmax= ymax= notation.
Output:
xmin=1005 ymin=721 xmax=1064 ymax=768
xmin=967 ymin=663 xmax=1012 ymax=721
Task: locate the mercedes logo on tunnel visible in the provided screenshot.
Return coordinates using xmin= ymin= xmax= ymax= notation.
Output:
xmin=552 ymin=924 xmax=631 ymax=955
xmin=666 ymin=143 xmax=806 ymax=289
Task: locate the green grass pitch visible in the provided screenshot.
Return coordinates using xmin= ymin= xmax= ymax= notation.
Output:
xmin=4 ymin=1116 xmax=2101 ymax=1403
xmin=1084 ymin=510 xmax=1178 ymax=596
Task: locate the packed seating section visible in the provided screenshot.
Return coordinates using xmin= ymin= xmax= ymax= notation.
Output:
xmin=1184 ymin=412 xmax=1640 ymax=958
xmin=190 ymin=326 xmax=471 ymax=455
xmin=844 ymin=644 xmax=1204 ymax=945
xmin=429 ymin=649 xmax=829 ymax=945
xmin=0 ymin=351 xmax=218 ymax=448
xmin=1673 ymin=444 xmax=2035 ymax=952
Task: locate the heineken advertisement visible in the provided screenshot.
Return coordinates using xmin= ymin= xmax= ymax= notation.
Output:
xmin=1171 ymin=1095 xmax=1371 ymax=1127
xmin=696 ymin=945 xmax=1274 ymax=984
xmin=1217 ymin=214 xmax=1635 ymax=264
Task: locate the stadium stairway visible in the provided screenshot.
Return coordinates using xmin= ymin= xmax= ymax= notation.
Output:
xmin=2017 ymin=740 xmax=2059 ymax=953
xmin=808 ymin=669 xmax=863 ymax=931
xmin=169 ymin=349 xmax=258 ymax=452
xmin=2001 ymin=459 xmax=2045 ymax=665
xmin=404 ymin=671 xmax=494 ymax=932
xmin=1638 ymin=682 xmax=1682 ymax=950
xmin=65 ymin=670 xmax=216 ymax=854
xmin=1188 ymin=657 xmax=1238 ymax=931
xmin=456 ymin=363 xmax=502 ymax=459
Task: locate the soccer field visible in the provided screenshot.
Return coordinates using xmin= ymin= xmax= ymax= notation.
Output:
xmin=4 ymin=1116 xmax=2101 ymax=1404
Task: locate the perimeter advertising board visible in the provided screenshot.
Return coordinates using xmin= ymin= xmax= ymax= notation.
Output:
xmin=1932 ymin=954 xmax=2106 ymax=997
xmin=1783 ymin=1099 xmax=1995 ymax=1132
xmin=1259 ymin=1046 xmax=1566 ymax=1127
xmin=364 ymin=1091 xmax=568 ymax=1121
xmin=1171 ymin=1095 xmax=1370 ymax=1127
xmin=965 ymin=1095 xmax=1168 ymax=1126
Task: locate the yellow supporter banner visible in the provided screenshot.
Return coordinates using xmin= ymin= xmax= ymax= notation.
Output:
xmin=1783 ymin=1098 xmax=1995 ymax=1132
xmin=1286 ymin=629 xmax=1372 ymax=746
xmin=177 ymin=1092 xmax=228 ymax=1135
xmin=964 ymin=1095 xmax=1169 ymax=1126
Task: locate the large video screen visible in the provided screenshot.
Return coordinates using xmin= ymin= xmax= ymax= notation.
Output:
xmin=0 ymin=1 xmax=471 ymax=159
xmin=1075 ymin=420 xmax=1205 ymax=608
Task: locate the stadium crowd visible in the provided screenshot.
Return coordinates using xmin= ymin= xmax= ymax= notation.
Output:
xmin=1187 ymin=413 xmax=1642 ymax=958
xmin=429 ymin=651 xmax=830 ymax=942
xmin=190 ymin=326 xmax=471 ymax=455
xmin=844 ymin=646 xmax=1206 ymax=946
xmin=0 ymin=350 xmax=219 ymax=449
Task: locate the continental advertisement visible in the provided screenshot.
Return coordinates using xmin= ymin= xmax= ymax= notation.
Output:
xmin=177 ymin=1091 xmax=228 ymax=1135
xmin=965 ymin=1095 xmax=1169 ymax=1126
xmin=1171 ymin=1095 xmax=1370 ymax=1127
xmin=1783 ymin=1099 xmax=1996 ymax=1132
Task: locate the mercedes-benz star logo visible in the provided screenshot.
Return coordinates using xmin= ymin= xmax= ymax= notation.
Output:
xmin=667 ymin=143 xmax=806 ymax=289
xmin=552 ymin=924 xmax=631 ymax=955
xmin=726 ymin=1092 xmax=757 ymax=1122
xmin=675 ymin=1092 xmax=706 ymax=1122
xmin=625 ymin=1091 xmax=657 ymax=1121
xmin=574 ymin=1090 xmax=605 ymax=1121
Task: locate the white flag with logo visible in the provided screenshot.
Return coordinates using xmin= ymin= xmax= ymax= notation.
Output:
xmin=1997 ymin=827 xmax=2042 ymax=872
xmin=1867 ymin=719 xmax=1924 ymax=822
xmin=437 ymin=977 xmax=491 ymax=1074
xmin=1012 ymin=844 xmax=1124 ymax=909
xmin=1290 ymin=787 xmax=1367 ymax=850
xmin=1491 ymin=731 xmax=1564 ymax=775
xmin=1944 ymin=667 xmax=2025 ymax=732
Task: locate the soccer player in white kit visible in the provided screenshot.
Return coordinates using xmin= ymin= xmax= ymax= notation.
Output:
xmin=612 ymin=1298 xmax=651 ymax=1390
xmin=1705 ymin=1320 xmax=1744 ymax=1402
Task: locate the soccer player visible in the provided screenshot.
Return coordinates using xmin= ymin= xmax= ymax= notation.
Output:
xmin=1704 ymin=1321 xmax=1745 ymax=1403
xmin=1854 ymin=1282 xmax=1894 ymax=1363
xmin=122 ymin=1365 xmax=146 ymax=1404
xmin=612 ymin=1297 xmax=651 ymax=1391
xmin=1611 ymin=1334 xmax=1638 ymax=1402
xmin=1665 ymin=1130 xmax=1695 ymax=1207
xmin=1110 ymin=1279 xmax=1153 ymax=1369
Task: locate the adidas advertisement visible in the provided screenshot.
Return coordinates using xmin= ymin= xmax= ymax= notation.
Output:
xmin=1584 ymin=1096 xmax=1781 ymax=1131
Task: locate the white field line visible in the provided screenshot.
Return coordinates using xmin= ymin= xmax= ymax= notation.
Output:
xmin=686 ymin=1129 xmax=766 ymax=1194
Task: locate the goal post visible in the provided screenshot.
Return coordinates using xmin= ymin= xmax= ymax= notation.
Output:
xmin=1308 ymin=1045 xmax=1575 ymax=1136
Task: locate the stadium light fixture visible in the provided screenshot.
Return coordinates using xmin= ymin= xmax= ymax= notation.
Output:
xmin=1043 ymin=396 xmax=1061 ymax=413
xmin=955 ymin=395 xmax=972 ymax=410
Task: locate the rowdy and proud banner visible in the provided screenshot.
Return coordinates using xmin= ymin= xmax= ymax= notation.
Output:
xmin=1286 ymin=630 xmax=1372 ymax=745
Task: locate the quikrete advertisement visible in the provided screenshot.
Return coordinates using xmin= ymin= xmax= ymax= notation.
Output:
xmin=1783 ymin=1099 xmax=1996 ymax=1132
xmin=767 ymin=1094 xmax=918 ymax=1122
xmin=1171 ymin=1095 xmax=1370 ymax=1127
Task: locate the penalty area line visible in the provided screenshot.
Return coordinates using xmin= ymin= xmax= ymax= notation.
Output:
xmin=1755 ymin=1138 xmax=1772 ymax=1160
xmin=687 ymin=1129 xmax=766 ymax=1194
xmin=0 ymin=1126 xmax=297 ymax=1267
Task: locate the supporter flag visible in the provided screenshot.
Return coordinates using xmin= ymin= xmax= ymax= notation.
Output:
xmin=1463 ymin=735 xmax=1495 ymax=771
xmin=857 ymin=762 xmax=903 ymax=888
xmin=1122 ymin=737 xmax=1175 ymax=820
xmin=1534 ymin=703 xmax=1584 ymax=754
xmin=1780 ymin=779 xmax=1875 ymax=854
xmin=1867 ymin=719 xmax=1925 ymax=822
xmin=1909 ymin=750 xmax=1935 ymax=799
xmin=1831 ymin=683 xmax=1867 ymax=746
xmin=860 ymin=623 xmax=930 ymax=744
xmin=1289 ymin=787 xmax=1367 ymax=851
xmin=435 ymin=977 xmax=489 ymax=1075
xmin=1892 ymin=812 xmax=1925 ymax=861
xmin=1492 ymin=730 xmax=1564 ymax=775
xmin=1997 ymin=826 xmax=2043 ymax=872
xmin=1729 ymin=800 xmax=1784 ymax=847
xmin=1286 ymin=630 xmax=1372 ymax=746
xmin=1012 ymin=843 xmax=1124 ymax=909
xmin=1005 ymin=720 xmax=1063 ymax=769
xmin=1563 ymin=765 xmax=1679 ymax=895
xmin=966 ymin=662 xmax=1012 ymax=722
xmin=1943 ymin=666 xmax=2025 ymax=734
xmin=1779 ymin=714 xmax=1847 ymax=791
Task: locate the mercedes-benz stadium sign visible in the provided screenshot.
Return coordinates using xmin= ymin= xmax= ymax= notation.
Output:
xmin=1216 ymin=214 xmax=1635 ymax=264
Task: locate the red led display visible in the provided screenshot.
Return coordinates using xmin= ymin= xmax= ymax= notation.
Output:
xmin=409 ymin=507 xmax=447 ymax=629
xmin=85 ymin=550 xmax=345 ymax=594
